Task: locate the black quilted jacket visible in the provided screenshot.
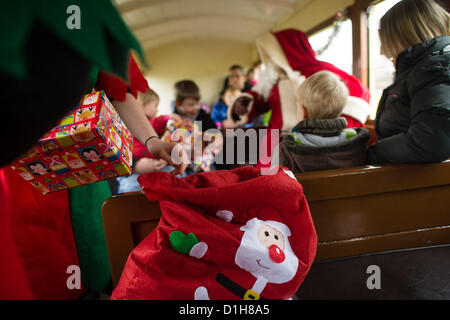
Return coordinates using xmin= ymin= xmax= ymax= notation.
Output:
xmin=368 ymin=36 xmax=450 ymax=164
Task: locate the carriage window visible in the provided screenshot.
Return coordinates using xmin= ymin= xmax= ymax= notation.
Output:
xmin=309 ymin=19 xmax=353 ymax=76
xmin=368 ymin=0 xmax=402 ymax=119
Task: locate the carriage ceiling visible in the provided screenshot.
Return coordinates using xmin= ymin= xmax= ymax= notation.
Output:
xmin=114 ymin=0 xmax=310 ymax=50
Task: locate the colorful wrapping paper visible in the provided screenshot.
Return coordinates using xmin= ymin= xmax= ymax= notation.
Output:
xmin=161 ymin=118 xmax=222 ymax=172
xmin=9 ymin=91 xmax=133 ymax=194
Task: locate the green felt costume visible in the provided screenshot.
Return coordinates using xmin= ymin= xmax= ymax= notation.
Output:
xmin=69 ymin=181 xmax=112 ymax=292
xmin=0 ymin=0 xmax=146 ymax=293
xmin=0 ymin=0 xmax=144 ymax=80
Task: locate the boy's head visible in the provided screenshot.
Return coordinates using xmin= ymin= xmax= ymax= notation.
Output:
xmin=140 ymin=89 xmax=160 ymax=119
xmin=297 ymin=71 xmax=349 ymax=119
xmin=222 ymin=87 xmax=241 ymax=107
xmin=228 ymin=65 xmax=247 ymax=91
xmin=175 ymin=80 xmax=201 ymax=119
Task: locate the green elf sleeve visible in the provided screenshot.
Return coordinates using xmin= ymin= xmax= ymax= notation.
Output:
xmin=0 ymin=0 xmax=145 ymax=81
xmin=69 ymin=181 xmax=112 ymax=292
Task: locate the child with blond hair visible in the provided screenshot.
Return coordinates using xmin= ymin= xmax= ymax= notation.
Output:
xmin=279 ymin=70 xmax=370 ymax=173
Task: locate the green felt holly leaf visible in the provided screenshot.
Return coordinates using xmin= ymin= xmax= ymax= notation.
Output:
xmin=169 ymin=231 xmax=199 ymax=254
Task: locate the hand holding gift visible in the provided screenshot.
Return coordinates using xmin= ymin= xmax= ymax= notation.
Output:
xmin=161 ymin=118 xmax=222 ymax=173
xmin=134 ymin=158 xmax=168 ymax=174
xmin=146 ymin=138 xmax=188 ymax=175
xmin=112 ymin=92 xmax=187 ymax=175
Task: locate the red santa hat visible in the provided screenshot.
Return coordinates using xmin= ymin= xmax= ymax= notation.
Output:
xmin=111 ymin=166 xmax=317 ymax=300
xmin=273 ymin=29 xmax=371 ymax=124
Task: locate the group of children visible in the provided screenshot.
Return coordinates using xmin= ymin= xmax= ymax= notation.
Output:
xmin=116 ymin=79 xmax=215 ymax=193
xmin=116 ymin=63 xmax=372 ymax=195
xmin=117 ymin=63 xmax=263 ymax=192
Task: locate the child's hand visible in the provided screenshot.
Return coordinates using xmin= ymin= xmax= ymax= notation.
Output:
xmin=146 ymin=139 xmax=188 ymax=175
xmin=222 ymin=119 xmax=235 ymax=129
xmin=153 ymin=159 xmax=168 ymax=170
xmin=134 ymin=158 xmax=168 ymax=174
xmin=169 ymin=113 xmax=183 ymax=122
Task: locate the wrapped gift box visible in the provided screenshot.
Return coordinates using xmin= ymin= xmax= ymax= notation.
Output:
xmin=10 ymin=91 xmax=133 ymax=194
xmin=161 ymin=118 xmax=222 ymax=172
xmin=161 ymin=118 xmax=198 ymax=148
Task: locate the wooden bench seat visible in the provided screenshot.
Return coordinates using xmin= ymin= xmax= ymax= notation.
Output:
xmin=102 ymin=160 xmax=450 ymax=287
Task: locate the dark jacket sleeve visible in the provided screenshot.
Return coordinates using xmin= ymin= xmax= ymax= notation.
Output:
xmin=368 ymin=60 xmax=450 ymax=164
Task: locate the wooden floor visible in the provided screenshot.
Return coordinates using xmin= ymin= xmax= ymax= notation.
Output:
xmin=295 ymin=245 xmax=450 ymax=300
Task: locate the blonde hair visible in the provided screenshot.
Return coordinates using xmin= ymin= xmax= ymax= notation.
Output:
xmin=379 ymin=0 xmax=450 ymax=59
xmin=297 ymin=71 xmax=349 ymax=119
xmin=139 ymin=89 xmax=159 ymax=105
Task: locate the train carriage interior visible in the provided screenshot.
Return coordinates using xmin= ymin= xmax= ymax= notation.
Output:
xmin=0 ymin=0 xmax=449 ymax=303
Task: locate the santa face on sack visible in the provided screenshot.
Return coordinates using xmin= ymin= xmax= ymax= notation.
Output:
xmin=194 ymin=216 xmax=299 ymax=300
xmin=235 ymin=218 xmax=298 ymax=284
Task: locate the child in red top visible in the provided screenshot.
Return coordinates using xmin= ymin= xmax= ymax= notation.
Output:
xmin=133 ymin=89 xmax=169 ymax=158
xmin=117 ymin=89 xmax=182 ymax=193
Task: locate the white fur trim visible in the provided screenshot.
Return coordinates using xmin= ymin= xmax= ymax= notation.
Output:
xmin=256 ymin=33 xmax=295 ymax=80
xmin=278 ymin=77 xmax=305 ymax=131
xmin=255 ymin=32 xmax=306 ymax=131
xmin=252 ymin=62 xmax=280 ymax=100
xmin=227 ymin=93 xmax=253 ymax=127
xmin=341 ymin=96 xmax=371 ymax=124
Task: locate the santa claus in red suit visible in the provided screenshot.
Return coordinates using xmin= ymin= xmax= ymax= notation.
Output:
xmin=228 ymin=29 xmax=371 ymax=131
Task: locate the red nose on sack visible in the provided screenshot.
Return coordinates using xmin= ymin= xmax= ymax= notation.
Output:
xmin=269 ymin=244 xmax=285 ymax=263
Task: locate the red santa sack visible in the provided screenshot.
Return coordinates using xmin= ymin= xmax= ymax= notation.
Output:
xmin=111 ymin=166 xmax=317 ymax=300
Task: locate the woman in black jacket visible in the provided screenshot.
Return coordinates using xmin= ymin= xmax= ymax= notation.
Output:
xmin=368 ymin=0 xmax=450 ymax=164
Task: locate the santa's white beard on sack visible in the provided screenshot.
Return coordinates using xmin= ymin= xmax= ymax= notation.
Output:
xmin=235 ymin=220 xmax=299 ymax=285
